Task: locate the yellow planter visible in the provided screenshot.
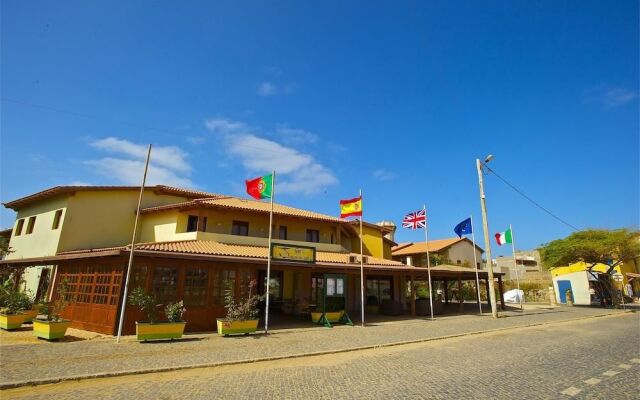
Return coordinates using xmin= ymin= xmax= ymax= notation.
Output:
xmin=135 ymin=321 xmax=186 ymax=341
xmin=32 ymin=319 xmax=71 ymax=340
xmin=216 ymin=319 xmax=259 ymax=336
xmin=0 ymin=313 xmax=25 ymax=330
xmin=21 ymin=309 xmax=39 ymax=323
xmin=311 ymin=310 xmax=344 ymax=324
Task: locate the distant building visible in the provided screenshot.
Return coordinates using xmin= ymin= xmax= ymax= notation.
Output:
xmin=495 ymin=250 xmax=546 ymax=281
xmin=392 ymin=237 xmax=484 ymax=269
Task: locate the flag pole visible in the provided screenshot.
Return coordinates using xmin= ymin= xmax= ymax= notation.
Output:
xmin=359 ymin=189 xmax=365 ymax=327
xmin=510 ymin=224 xmax=523 ymax=311
xmin=423 ymin=205 xmax=434 ymax=320
xmin=264 ymin=171 xmax=275 ymax=334
xmin=470 ymin=215 xmax=482 ymax=315
xmin=117 ymin=144 xmax=151 ymax=343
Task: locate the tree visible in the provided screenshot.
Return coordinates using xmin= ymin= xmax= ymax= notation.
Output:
xmin=538 ymin=228 xmax=640 ymax=270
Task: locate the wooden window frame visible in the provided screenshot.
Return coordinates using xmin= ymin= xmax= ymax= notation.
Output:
xmin=306 ymin=229 xmax=320 ymax=243
xmin=187 ymin=215 xmax=198 ymax=232
xmin=15 ymin=219 xmax=24 ymax=236
xmin=232 ymin=220 xmax=249 ymax=236
xmin=279 ymin=226 xmax=287 ymax=240
xmin=52 ymin=210 xmax=63 ymax=230
xmin=26 ymin=216 xmax=36 ymax=235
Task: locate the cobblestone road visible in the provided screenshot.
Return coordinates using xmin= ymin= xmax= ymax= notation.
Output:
xmin=0 ymin=306 xmax=626 ymax=387
xmin=3 ymin=312 xmax=638 ymax=399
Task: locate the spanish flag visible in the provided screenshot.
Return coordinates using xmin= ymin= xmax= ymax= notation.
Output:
xmin=340 ymin=196 xmax=362 ymax=218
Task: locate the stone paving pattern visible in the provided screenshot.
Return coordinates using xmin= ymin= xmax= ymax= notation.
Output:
xmin=3 ymin=311 xmax=638 ymax=399
xmin=0 ymin=306 xmax=626 ymax=386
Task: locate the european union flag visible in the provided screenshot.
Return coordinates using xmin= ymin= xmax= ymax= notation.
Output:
xmin=454 ymin=217 xmax=472 ymax=238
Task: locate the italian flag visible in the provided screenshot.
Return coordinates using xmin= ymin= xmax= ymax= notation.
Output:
xmin=495 ymin=228 xmax=512 ymax=246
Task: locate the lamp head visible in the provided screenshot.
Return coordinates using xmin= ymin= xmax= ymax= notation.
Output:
xmin=484 ymin=154 xmax=494 ymax=163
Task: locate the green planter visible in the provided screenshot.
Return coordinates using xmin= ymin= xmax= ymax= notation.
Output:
xmin=135 ymin=321 xmax=186 ymax=341
xmin=216 ymin=319 xmax=259 ymax=336
xmin=32 ymin=319 xmax=71 ymax=340
xmin=0 ymin=313 xmax=25 ymax=330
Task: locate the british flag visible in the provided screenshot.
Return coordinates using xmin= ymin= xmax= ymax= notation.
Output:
xmin=402 ymin=209 xmax=426 ymax=229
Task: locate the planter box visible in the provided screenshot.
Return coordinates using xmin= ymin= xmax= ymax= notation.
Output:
xmin=311 ymin=310 xmax=344 ymax=324
xmin=32 ymin=319 xmax=71 ymax=340
xmin=0 ymin=313 xmax=25 ymax=330
xmin=216 ymin=319 xmax=259 ymax=336
xmin=135 ymin=321 xmax=186 ymax=341
xmin=21 ymin=309 xmax=39 ymax=323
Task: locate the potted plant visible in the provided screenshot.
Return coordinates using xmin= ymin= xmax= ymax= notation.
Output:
xmin=18 ymin=291 xmax=38 ymax=323
xmin=129 ymin=287 xmax=187 ymax=341
xmin=33 ymin=279 xmax=72 ymax=340
xmin=0 ymin=284 xmax=26 ymax=330
xmin=217 ymin=279 xmax=262 ymax=336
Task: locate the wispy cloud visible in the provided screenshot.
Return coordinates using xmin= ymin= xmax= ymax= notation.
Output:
xmin=584 ymin=85 xmax=638 ymax=109
xmin=257 ymin=82 xmax=278 ymax=97
xmin=276 ymin=125 xmax=318 ymax=145
xmin=85 ymin=138 xmax=194 ymax=187
xmin=205 ymin=118 xmax=338 ymax=195
xmin=373 ymin=169 xmax=396 ymax=181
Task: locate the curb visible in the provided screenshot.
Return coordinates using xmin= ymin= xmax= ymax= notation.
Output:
xmin=1 ymin=311 xmax=632 ymax=390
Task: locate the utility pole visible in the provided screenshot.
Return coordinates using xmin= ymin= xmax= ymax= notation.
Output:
xmin=476 ymin=158 xmax=498 ymax=318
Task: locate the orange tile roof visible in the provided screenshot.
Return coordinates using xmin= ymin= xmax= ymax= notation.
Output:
xmin=3 ymin=185 xmax=222 ymax=210
xmin=59 ymin=240 xmax=406 ymax=268
xmin=141 ymin=196 xmax=344 ymax=223
xmin=391 ymin=237 xmax=484 ymax=256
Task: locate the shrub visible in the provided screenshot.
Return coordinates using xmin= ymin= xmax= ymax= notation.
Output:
xmin=165 ymin=300 xmax=186 ymax=323
xmin=128 ymin=287 xmax=159 ymax=323
xmin=223 ymin=279 xmax=262 ymax=321
xmin=38 ymin=279 xmax=71 ymax=322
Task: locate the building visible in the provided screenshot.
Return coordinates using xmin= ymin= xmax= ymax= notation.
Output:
xmin=495 ymin=250 xmax=550 ymax=283
xmin=1 ymin=186 xmax=507 ymax=335
xmin=391 ymin=237 xmax=484 ymax=269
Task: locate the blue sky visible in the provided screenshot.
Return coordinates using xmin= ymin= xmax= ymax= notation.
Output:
xmin=1 ymin=1 xmax=638 ymax=255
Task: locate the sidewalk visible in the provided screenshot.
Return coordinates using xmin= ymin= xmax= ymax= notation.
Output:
xmin=0 ymin=306 xmax=630 ymax=388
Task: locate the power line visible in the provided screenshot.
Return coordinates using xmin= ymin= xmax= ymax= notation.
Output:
xmin=483 ymin=164 xmax=580 ymax=231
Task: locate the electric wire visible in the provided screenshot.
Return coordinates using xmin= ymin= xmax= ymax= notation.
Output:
xmin=482 ymin=163 xmax=580 ymax=231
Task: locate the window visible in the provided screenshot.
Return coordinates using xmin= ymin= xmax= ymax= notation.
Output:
xmin=152 ymin=266 xmax=178 ymax=305
xmin=201 ymin=217 xmax=208 ymax=232
xmin=211 ymin=269 xmax=235 ymax=306
xmin=26 ymin=216 xmax=36 ymax=234
xmin=311 ymin=275 xmax=324 ymax=309
xmin=15 ymin=219 xmax=24 ymax=236
xmin=187 ymin=215 xmax=198 ymax=232
xmin=456 ymin=260 xmax=461 ymax=264
xmin=232 ymin=221 xmax=249 ymax=236
xmin=279 ymin=226 xmax=287 ymax=240
xmin=184 ymin=267 xmax=208 ymax=306
xmin=330 ymin=234 xmax=335 ymax=244
xmin=306 ymin=229 xmax=320 ymax=243
xmin=52 ymin=210 xmax=63 ymax=230
xmin=366 ymin=277 xmax=393 ymax=304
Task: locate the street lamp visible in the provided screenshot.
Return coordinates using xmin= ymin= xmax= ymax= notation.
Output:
xmin=476 ymin=155 xmax=498 ymax=318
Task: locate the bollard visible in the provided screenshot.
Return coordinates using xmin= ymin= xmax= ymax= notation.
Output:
xmin=548 ymin=286 xmax=557 ymax=306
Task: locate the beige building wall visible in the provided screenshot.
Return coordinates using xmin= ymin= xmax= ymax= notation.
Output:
xmin=446 ymin=240 xmax=483 ymax=268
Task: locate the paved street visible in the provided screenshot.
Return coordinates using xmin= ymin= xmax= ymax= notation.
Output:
xmin=2 ymin=311 xmax=639 ymax=399
xmin=0 ymin=306 xmax=622 ymax=387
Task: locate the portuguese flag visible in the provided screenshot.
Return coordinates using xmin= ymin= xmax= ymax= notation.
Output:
xmin=495 ymin=228 xmax=513 ymax=246
xmin=245 ymin=174 xmax=273 ymax=200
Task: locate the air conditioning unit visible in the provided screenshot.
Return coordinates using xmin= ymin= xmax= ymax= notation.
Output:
xmin=349 ymin=255 xmax=358 ymax=264
xmin=362 ymin=256 xmax=368 ymax=264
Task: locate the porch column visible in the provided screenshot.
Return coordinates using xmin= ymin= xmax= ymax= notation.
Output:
xmin=498 ymin=275 xmax=505 ymax=310
xmin=458 ymin=277 xmax=463 ymax=311
xmin=485 ymin=279 xmax=490 ymax=305
xmin=444 ymin=279 xmax=449 ymax=304
xmin=475 ymin=278 xmax=481 ymax=307
xmin=410 ymin=274 xmax=416 ymax=317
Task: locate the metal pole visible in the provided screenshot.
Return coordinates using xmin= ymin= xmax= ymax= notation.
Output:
xmin=264 ymin=171 xmax=275 ymax=334
xmin=476 ymin=159 xmax=498 ymax=318
xmin=116 ymin=144 xmax=151 ymax=343
xmin=510 ymin=224 xmax=523 ymax=311
xmin=423 ymin=205 xmax=434 ymax=320
xmin=470 ymin=215 xmax=482 ymax=315
xmin=359 ymin=189 xmax=365 ymax=327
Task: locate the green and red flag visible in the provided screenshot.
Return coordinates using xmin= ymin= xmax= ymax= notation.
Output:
xmin=495 ymin=228 xmax=513 ymax=246
xmin=245 ymin=174 xmax=273 ymax=200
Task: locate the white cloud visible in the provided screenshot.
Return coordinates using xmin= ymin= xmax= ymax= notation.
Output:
xmin=373 ymin=169 xmax=396 ymax=181
xmin=84 ymin=158 xmax=194 ymax=187
xmin=257 ymin=82 xmax=278 ymax=97
xmin=604 ymin=88 xmax=637 ymax=108
xmin=90 ymin=137 xmax=190 ymax=173
xmin=205 ymin=118 xmax=247 ymax=134
xmin=276 ymin=125 xmax=318 ymax=145
xmin=205 ymin=118 xmax=338 ymax=195
xmin=85 ymin=138 xmax=194 ymax=187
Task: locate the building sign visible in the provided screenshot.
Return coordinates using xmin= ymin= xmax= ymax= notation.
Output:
xmin=271 ymin=243 xmax=316 ymax=263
